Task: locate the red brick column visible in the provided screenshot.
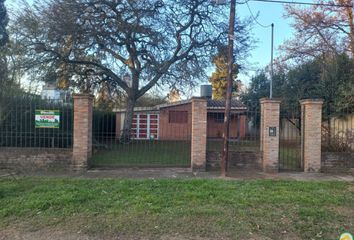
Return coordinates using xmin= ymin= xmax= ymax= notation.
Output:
xmin=191 ymin=97 xmax=207 ymax=171
xmin=300 ymin=99 xmax=323 ymax=172
xmin=260 ymin=98 xmax=281 ymax=173
xmin=72 ymin=94 xmax=94 ymax=170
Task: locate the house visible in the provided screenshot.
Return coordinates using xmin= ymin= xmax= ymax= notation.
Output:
xmin=41 ymin=82 xmax=70 ymax=103
xmin=114 ymin=86 xmax=248 ymax=141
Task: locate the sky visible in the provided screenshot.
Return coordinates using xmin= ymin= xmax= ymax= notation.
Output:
xmin=6 ymin=0 xmax=296 ymax=94
xmin=194 ymin=0 xmax=295 ymax=96
xmin=230 ymin=0 xmax=293 ymax=85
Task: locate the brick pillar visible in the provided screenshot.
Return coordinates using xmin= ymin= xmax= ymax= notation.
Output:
xmin=300 ymin=99 xmax=323 ymax=172
xmin=72 ymin=94 xmax=94 ymax=170
xmin=191 ymin=97 xmax=207 ymax=171
xmin=260 ymin=98 xmax=281 ymax=173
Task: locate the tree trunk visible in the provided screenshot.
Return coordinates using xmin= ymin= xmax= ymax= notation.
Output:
xmin=120 ymin=94 xmax=137 ymax=143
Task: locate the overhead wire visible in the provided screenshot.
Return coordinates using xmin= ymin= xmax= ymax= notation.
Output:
xmin=245 ymin=1 xmax=272 ymax=28
xmin=243 ymin=0 xmax=354 ymax=34
xmin=246 ymin=0 xmax=353 ymax=8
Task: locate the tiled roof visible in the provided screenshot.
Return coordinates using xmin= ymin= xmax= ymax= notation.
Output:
xmin=113 ymin=98 xmax=246 ymax=112
xmin=113 ymin=100 xmax=191 ymax=112
xmin=207 ymin=99 xmax=246 ymax=109
xmin=156 ymin=99 xmax=191 ymax=109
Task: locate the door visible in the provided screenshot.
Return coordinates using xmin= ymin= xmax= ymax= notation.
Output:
xmin=131 ymin=113 xmax=159 ymax=140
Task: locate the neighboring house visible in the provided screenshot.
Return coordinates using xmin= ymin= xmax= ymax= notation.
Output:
xmin=41 ymin=82 xmax=70 ymax=102
xmin=114 ymin=98 xmax=248 ymax=141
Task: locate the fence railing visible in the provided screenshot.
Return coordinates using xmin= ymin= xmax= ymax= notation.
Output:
xmin=206 ymin=101 xmax=261 ymax=170
xmin=91 ymin=108 xmax=191 ymax=167
xmin=279 ymin=102 xmax=302 ymax=171
xmin=206 ymin=111 xmax=260 ymax=151
xmin=322 ymin=105 xmax=354 ymax=152
xmin=0 ymin=94 xmax=73 ymax=149
xmin=321 ymin=104 xmax=353 ymax=172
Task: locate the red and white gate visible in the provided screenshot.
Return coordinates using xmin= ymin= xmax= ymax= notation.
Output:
xmin=131 ymin=113 xmax=159 ymax=140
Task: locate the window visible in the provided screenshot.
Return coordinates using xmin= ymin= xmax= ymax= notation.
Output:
xmin=215 ymin=113 xmax=224 ymax=123
xmin=169 ymin=111 xmax=188 ymax=123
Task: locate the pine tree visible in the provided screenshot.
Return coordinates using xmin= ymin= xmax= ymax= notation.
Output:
xmin=209 ymin=45 xmax=238 ymax=100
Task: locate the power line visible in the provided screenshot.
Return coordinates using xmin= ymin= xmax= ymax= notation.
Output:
xmin=244 ymin=0 xmax=354 ymax=28
xmin=247 ymin=0 xmax=353 ymax=8
xmin=244 ymin=1 xmax=275 ymax=98
xmin=246 ymin=1 xmax=272 ymax=28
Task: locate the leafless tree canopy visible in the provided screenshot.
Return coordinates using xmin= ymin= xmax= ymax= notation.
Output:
xmin=13 ymin=0 xmax=229 ymax=92
xmin=12 ymin=0 xmax=255 ymax=135
xmin=281 ymin=0 xmax=354 ymax=61
xmin=0 ymin=0 xmax=8 ymax=47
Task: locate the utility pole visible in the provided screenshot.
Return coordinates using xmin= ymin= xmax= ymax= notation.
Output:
xmin=221 ymin=0 xmax=236 ymax=177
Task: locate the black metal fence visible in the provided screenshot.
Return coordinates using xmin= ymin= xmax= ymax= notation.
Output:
xmin=279 ymin=102 xmax=302 ymax=171
xmin=0 ymin=93 xmax=73 ymax=149
xmin=321 ymin=104 xmax=354 ymax=172
xmin=91 ymin=108 xmax=191 ymax=167
xmin=206 ymin=101 xmax=261 ymax=170
xmin=321 ymin=104 xmax=353 ymax=172
xmin=322 ymin=104 xmax=354 ymax=152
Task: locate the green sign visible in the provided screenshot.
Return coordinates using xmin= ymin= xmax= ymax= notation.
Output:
xmin=35 ymin=110 xmax=60 ymax=128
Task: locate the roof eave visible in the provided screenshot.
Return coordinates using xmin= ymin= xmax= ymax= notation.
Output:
xmin=207 ymin=107 xmax=248 ymax=110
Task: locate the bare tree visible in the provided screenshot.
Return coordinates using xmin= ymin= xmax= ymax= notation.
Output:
xmin=281 ymin=0 xmax=354 ymax=60
xmin=0 ymin=0 xmax=8 ymax=47
xmin=0 ymin=0 xmax=8 ymax=87
xmin=12 ymin=0 xmax=247 ymax=139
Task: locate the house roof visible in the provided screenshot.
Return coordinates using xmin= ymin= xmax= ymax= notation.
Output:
xmin=207 ymin=99 xmax=246 ymax=109
xmin=113 ymin=98 xmax=246 ymax=113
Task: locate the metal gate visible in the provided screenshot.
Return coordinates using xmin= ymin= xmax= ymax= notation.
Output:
xmin=206 ymin=101 xmax=261 ymax=171
xmin=279 ymin=103 xmax=302 ymax=171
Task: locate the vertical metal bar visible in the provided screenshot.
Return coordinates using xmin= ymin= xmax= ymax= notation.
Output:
xmin=61 ymin=100 xmax=63 ymax=148
xmin=62 ymin=101 xmax=65 ymax=148
xmin=279 ymin=110 xmax=282 ymax=170
xmin=26 ymin=97 xmax=29 ymax=148
xmin=31 ymin=98 xmax=33 ymax=148
xmin=15 ymin=96 xmax=18 ymax=148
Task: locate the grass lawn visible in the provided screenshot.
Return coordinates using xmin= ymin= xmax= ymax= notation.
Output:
xmin=279 ymin=140 xmax=302 ymax=171
xmin=207 ymin=140 xmax=302 ymax=171
xmin=207 ymin=139 xmax=260 ymax=152
xmin=279 ymin=147 xmax=302 ymax=170
xmin=1 ymin=178 xmax=353 ymax=239
xmin=91 ymin=139 xmax=301 ymax=170
xmin=91 ymin=140 xmax=191 ymax=167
